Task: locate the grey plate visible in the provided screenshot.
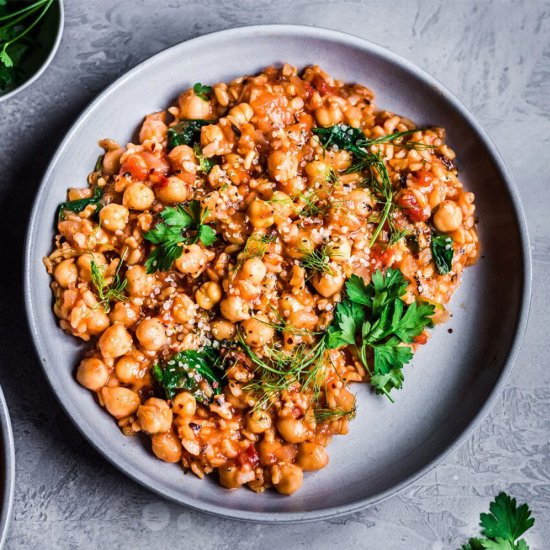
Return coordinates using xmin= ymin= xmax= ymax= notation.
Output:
xmin=0 ymin=387 xmax=15 ymax=547
xmin=0 ymin=0 xmax=64 ymax=103
xmin=23 ymin=25 xmax=531 ymax=523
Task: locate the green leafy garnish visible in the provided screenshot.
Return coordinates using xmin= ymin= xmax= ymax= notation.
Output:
xmin=300 ymin=245 xmax=334 ymax=276
xmin=144 ymin=200 xmax=216 ymax=273
xmin=58 ymin=187 xmax=103 ymax=220
xmin=153 ymin=348 xmax=223 ymax=403
xmin=90 ymin=252 xmax=127 ymax=313
xmin=193 ymin=143 xmax=217 ymax=173
xmin=431 ymin=232 xmax=454 ymax=274
xmin=314 ymin=405 xmax=356 ymax=423
xmin=193 ymin=82 xmax=212 ymax=101
xmin=167 ymin=119 xmax=210 ymax=150
xmin=0 ymin=0 xmax=53 ymax=92
xmin=461 ymin=492 xmax=535 ymax=550
xmin=326 ymin=268 xmax=434 ymax=401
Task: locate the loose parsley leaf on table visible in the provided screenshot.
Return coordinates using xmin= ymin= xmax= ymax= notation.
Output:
xmin=144 ymin=200 xmax=216 ymax=273
xmin=431 ymin=232 xmax=454 ymax=274
xmin=326 ymin=268 xmax=434 ymax=401
xmin=153 ymin=348 xmax=223 ymax=403
xmin=193 ymin=82 xmax=212 ymax=101
xmin=460 ymin=492 xmax=535 ymax=550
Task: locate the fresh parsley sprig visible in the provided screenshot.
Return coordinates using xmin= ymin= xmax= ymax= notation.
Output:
xmin=153 ymin=348 xmax=223 ymax=403
xmin=144 ymin=200 xmax=216 ymax=273
xmin=461 ymin=492 xmax=535 ymax=550
xmin=326 ymin=268 xmax=434 ymax=401
xmin=193 ymin=82 xmax=212 ymax=101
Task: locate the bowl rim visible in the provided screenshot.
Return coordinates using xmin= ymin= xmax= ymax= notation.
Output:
xmin=0 ymin=386 xmax=15 ymax=546
xmin=23 ymin=23 xmax=532 ymax=523
xmin=0 ymin=0 xmax=64 ymax=103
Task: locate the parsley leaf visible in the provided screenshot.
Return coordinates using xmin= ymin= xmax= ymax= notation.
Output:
xmin=193 ymin=143 xmax=217 ymax=173
xmin=167 ymin=119 xmax=210 ymax=150
xmin=193 ymin=82 xmax=212 ymax=101
xmin=325 ymin=268 xmax=434 ymax=400
xmin=143 ymin=200 xmax=216 ymax=273
xmin=58 ymin=187 xmax=103 ymax=220
xmin=461 ymin=493 xmax=535 ymax=550
xmin=153 ymin=348 xmax=223 ymax=403
xmin=431 ymin=232 xmax=454 ymax=274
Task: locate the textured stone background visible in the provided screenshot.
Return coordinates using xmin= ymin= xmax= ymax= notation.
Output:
xmin=0 ymin=1 xmax=549 ymax=548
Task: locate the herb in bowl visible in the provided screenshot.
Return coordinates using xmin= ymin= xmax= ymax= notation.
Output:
xmin=0 ymin=0 xmax=54 ymax=93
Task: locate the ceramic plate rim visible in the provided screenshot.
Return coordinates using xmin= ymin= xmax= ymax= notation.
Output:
xmin=23 ymin=24 xmax=532 ymax=524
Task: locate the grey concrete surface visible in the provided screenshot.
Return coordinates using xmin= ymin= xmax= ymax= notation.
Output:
xmin=0 ymin=1 xmax=548 ymax=548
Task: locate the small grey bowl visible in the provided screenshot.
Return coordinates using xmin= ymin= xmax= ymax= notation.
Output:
xmin=0 ymin=0 xmax=63 ymax=103
xmin=24 ymin=25 xmax=531 ymax=523
xmin=0 ymin=387 xmax=14 ymax=547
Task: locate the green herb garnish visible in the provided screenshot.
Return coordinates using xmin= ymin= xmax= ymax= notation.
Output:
xmin=431 ymin=232 xmax=454 ymax=274
xmin=461 ymin=492 xmax=535 ymax=550
xmin=144 ymin=200 xmax=216 ymax=273
xmin=193 ymin=82 xmax=212 ymax=101
xmin=58 ymin=187 xmax=103 ymax=220
xmin=90 ymin=253 xmax=127 ymax=313
xmin=300 ymin=245 xmax=333 ymax=275
xmin=167 ymin=119 xmax=210 ymax=150
xmin=326 ymin=268 xmax=434 ymax=401
xmin=153 ymin=348 xmax=223 ymax=403
xmin=193 ymin=143 xmax=217 ymax=173
xmin=314 ymin=405 xmax=356 ymax=423
xmin=0 ymin=0 xmax=54 ymax=92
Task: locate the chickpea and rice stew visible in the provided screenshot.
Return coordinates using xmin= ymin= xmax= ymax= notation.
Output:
xmin=44 ymin=64 xmax=479 ymax=495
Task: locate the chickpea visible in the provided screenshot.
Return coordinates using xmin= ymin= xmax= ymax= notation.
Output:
xmin=122 ymin=182 xmax=155 ymax=211
xmin=268 ymin=150 xmax=298 ymax=182
xmin=76 ymin=357 xmax=109 ymax=391
xmin=139 ymin=112 xmax=167 ymax=143
xmin=101 ymin=386 xmax=140 ymax=419
xmin=151 ymin=432 xmax=182 ymax=463
xmin=312 ymin=267 xmax=345 ymax=298
xmin=98 ymin=323 xmax=133 ymax=358
xmin=168 ymin=144 xmax=197 ymax=172
xmin=85 ymin=309 xmax=110 ymax=336
xmin=347 ymin=188 xmax=375 ymax=217
xmin=239 ymin=257 xmax=267 ymax=285
xmin=200 ymin=124 xmax=225 ymax=157
xmin=137 ymin=397 xmax=173 ymax=434
xmin=174 ymin=244 xmax=208 ymax=276
xmin=211 ymin=318 xmax=236 ymax=341
xmin=296 ymin=442 xmax=329 ymax=471
xmin=126 ymin=265 xmax=154 ymax=297
xmin=326 ymin=236 xmax=352 ymax=262
xmin=172 ymin=293 xmax=196 ymax=323
xmin=315 ymin=105 xmax=343 ymax=127
xmin=246 ymin=409 xmax=272 ymax=434
xmin=241 ymin=316 xmax=274 ymax=347
xmin=228 ymin=102 xmax=254 ymax=125
xmin=178 ymin=89 xmax=212 ymax=120
xmin=304 ymin=160 xmax=329 ymax=183
xmin=99 ymin=203 xmax=129 ymax=232
xmin=247 ymin=198 xmax=274 ymax=229
xmin=271 ymin=190 xmax=295 ymax=224
xmin=258 ymin=439 xmax=297 ymax=466
xmin=273 ymin=463 xmax=303 ymax=495
xmin=109 ymin=302 xmax=139 ymax=327
xmin=115 ymin=355 xmax=141 ymax=384
xmin=276 ymin=417 xmax=309 ymax=443
xmin=219 ymin=296 xmax=250 ymax=323
xmin=287 ymin=309 xmax=318 ymax=331
xmin=433 ymin=200 xmax=463 ymax=232
xmin=172 ymin=391 xmax=197 ymax=417
xmin=155 ymin=176 xmax=189 ymax=204
xmin=218 ymin=462 xmax=242 ymax=490
xmin=54 ymin=259 xmax=78 ymax=288
xmin=77 ymin=253 xmax=107 ymax=282
xmin=195 ymin=281 xmax=222 ymax=310
xmin=136 ymin=318 xmax=166 ymax=351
